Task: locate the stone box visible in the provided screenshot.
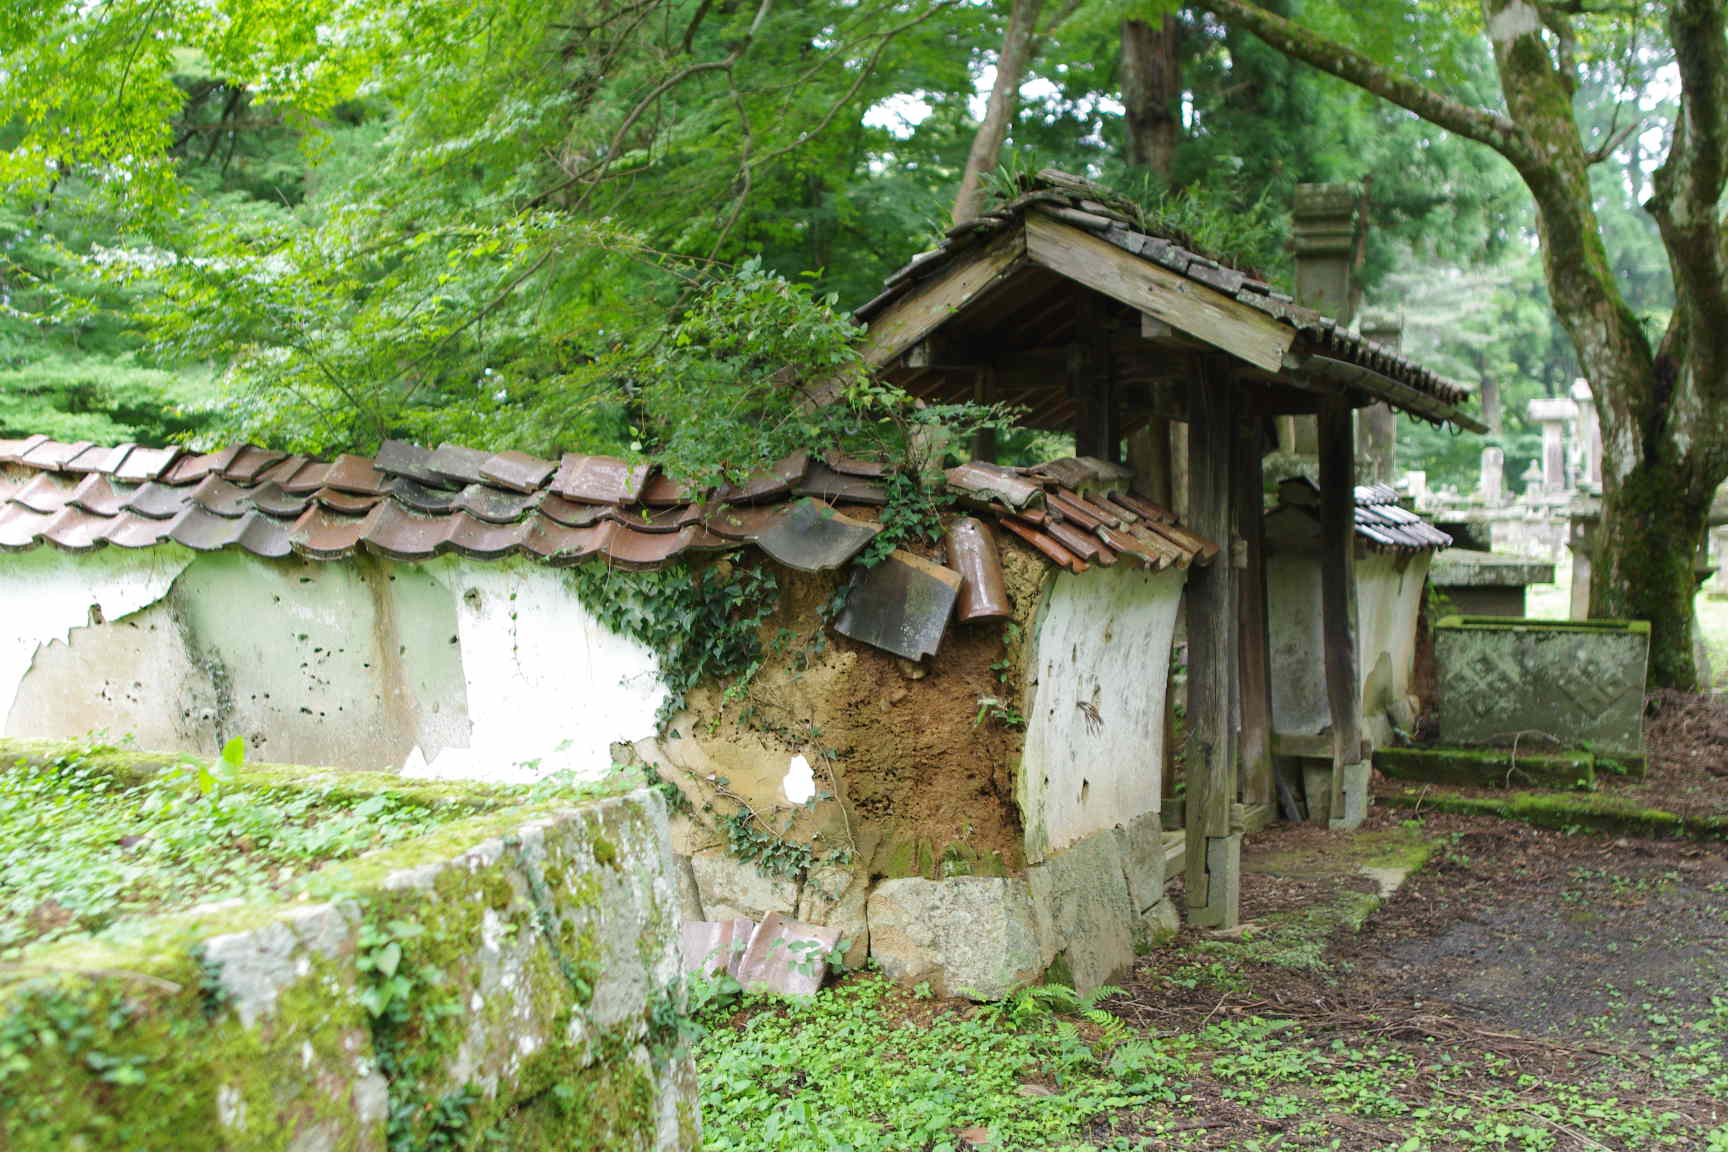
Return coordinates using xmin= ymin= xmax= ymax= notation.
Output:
xmin=1434 ymin=616 xmax=1649 ymax=757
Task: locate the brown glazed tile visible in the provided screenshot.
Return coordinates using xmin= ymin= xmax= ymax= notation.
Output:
xmin=322 ymin=454 xmax=392 ymax=496
xmin=607 ymin=502 xmax=703 ymax=534
xmin=188 ymin=474 xmax=253 ymax=518
xmin=287 ymin=505 xmax=369 ymax=559
xmin=97 ymin=511 xmax=172 ymax=549
xmin=537 ymin=492 xmax=609 ymax=528
xmin=444 ymin=511 xmax=526 ymax=558
xmin=715 ymin=452 xmax=809 ymax=504
xmin=313 ymin=487 xmax=387 ymax=514
xmin=116 ymin=445 xmax=184 ymax=483
xmin=521 ymin=515 xmax=610 ymax=564
xmin=795 ymin=462 xmax=889 ymax=505
xmin=731 ymin=912 xmax=841 ymax=998
xmin=0 ymin=505 xmax=52 ymax=550
xmin=479 ymin=450 xmax=556 ymax=494
xmin=120 ymin=481 xmax=192 ymax=521
xmin=683 ymin=524 xmax=735 ymax=552
xmin=374 ymin=440 xmax=452 ymax=488
xmin=944 ymin=517 xmax=1012 ymax=621
xmin=1108 ymin=490 xmax=1178 ymax=525
xmin=236 ymin=512 xmax=293 ymax=559
xmin=243 ymin=482 xmax=311 ymax=518
xmin=360 ymin=501 xmax=452 ymax=562
xmin=42 ymin=507 xmax=113 ymax=551
xmin=998 ymin=516 xmax=1085 ymax=573
xmin=756 ymin=499 xmax=881 ymax=572
xmin=278 ymin=460 xmax=332 ymax=495
xmin=833 ymin=548 xmax=964 ymax=661
xmin=160 ymin=447 xmax=235 ymax=486
xmin=602 ymin=524 xmax=693 ymax=570
xmin=391 ymin=477 xmax=463 ymax=515
xmin=1054 ymin=487 xmax=1120 ymax=528
xmin=167 ymin=505 xmax=249 ymax=552
xmin=251 ymin=453 xmax=307 ymax=487
xmin=551 ymin=453 xmax=653 ymax=504
xmin=1099 ymin=524 xmax=1167 ymax=569
xmin=0 ymin=435 xmax=50 ymax=464
xmin=67 ymin=473 xmax=135 ymax=517
xmin=1044 ymin=518 xmax=1107 ymax=565
xmin=21 ymin=440 xmax=91 ymax=470
xmin=12 ymin=472 xmax=78 ymax=514
xmin=1047 ymin=491 xmax=1107 ymax=533
xmin=638 ymin=472 xmax=698 ymax=507
xmin=65 ymin=443 xmax=133 ymax=474
xmin=455 ymin=483 xmax=542 ymax=524
xmin=701 ymin=503 xmax=786 ymax=540
xmin=221 ymin=445 xmax=288 ymax=484
xmin=1134 ymin=517 xmax=1216 ymax=564
xmin=425 ymin=443 xmax=492 ymax=486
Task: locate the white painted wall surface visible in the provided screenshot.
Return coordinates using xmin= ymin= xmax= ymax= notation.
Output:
xmin=1017 ymin=565 xmax=1184 ymax=863
xmin=0 ymin=550 xmax=665 ymax=783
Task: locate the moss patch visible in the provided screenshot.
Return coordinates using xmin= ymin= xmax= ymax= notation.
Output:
xmin=1373 ymin=745 xmax=1596 ymax=791
xmin=1377 ymin=786 xmax=1727 ymax=841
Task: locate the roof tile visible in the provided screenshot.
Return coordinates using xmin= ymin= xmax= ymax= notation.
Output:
xmin=0 ymin=504 xmax=52 ymax=551
xmin=13 ymin=472 xmax=77 ymax=515
xmin=41 ymin=507 xmax=110 ymax=551
xmin=361 ymin=501 xmax=452 ymax=562
xmin=121 ymin=481 xmax=192 ymax=521
xmin=222 ymin=446 xmax=288 ymax=484
xmin=188 ymin=474 xmax=253 ymax=518
xmin=551 ymin=453 xmax=653 ymax=504
xmin=287 ymin=505 xmax=368 ymax=559
xmin=426 ymin=443 xmax=492 ymax=487
xmin=244 ymin=482 xmax=311 ymax=518
xmin=479 ymin=450 xmax=556 ymax=494
xmin=322 ymin=454 xmax=391 ymax=496
xmin=0 ymin=435 xmax=50 ymax=465
xmin=454 ymin=483 xmax=542 ymax=524
xmin=715 ymin=453 xmax=809 ymax=504
xmin=67 ymin=473 xmax=135 ymax=517
xmin=444 ymin=512 xmax=526 ymax=559
xmin=66 ymin=443 xmax=133 ymax=474
xmin=116 ymin=445 xmax=184 ymax=483
xmin=755 ymin=499 xmax=881 ymax=572
xmin=374 ymin=440 xmax=452 ymax=489
xmin=97 ymin=511 xmax=173 ymax=549
xmin=167 ymin=505 xmax=250 ymax=552
xmin=22 ymin=440 xmax=91 ymax=470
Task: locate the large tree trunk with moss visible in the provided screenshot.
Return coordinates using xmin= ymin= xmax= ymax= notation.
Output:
xmin=1203 ymin=0 xmax=1728 ymax=688
xmin=1120 ymin=15 xmax=1180 ymax=178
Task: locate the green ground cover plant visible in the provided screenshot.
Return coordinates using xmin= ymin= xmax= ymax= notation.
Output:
xmin=0 ymin=738 xmax=479 ymax=953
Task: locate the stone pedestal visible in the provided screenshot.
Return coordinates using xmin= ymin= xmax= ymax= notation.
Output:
xmin=1527 ymin=396 xmax=1578 ymax=495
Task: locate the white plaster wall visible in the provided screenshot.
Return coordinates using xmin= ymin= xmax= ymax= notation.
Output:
xmin=1017 ymin=565 xmax=1184 ymax=863
xmin=1 ymin=550 xmax=665 ymax=784
xmin=1268 ymin=548 xmax=1431 ymax=739
xmin=414 ymin=559 xmax=665 ymax=783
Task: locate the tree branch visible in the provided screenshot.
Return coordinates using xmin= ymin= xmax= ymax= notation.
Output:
xmin=1198 ymin=0 xmax=1537 ymax=171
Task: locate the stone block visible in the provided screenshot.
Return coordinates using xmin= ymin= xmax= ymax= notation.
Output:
xmin=1187 ymin=832 xmax=1241 ymax=929
xmin=1027 ymin=830 xmax=1137 ymax=993
xmin=794 ymin=861 xmax=869 ymax=968
xmin=1109 ymin=810 xmax=1168 ymax=917
xmin=1436 ymin=617 xmax=1649 ymax=756
xmin=1139 ymin=898 xmax=1180 ymax=950
xmin=1374 ymin=745 xmax=1596 ymax=791
xmin=689 ymin=849 xmax=800 ymax=923
xmin=673 ymin=852 xmax=705 ymax=920
xmin=867 ymin=877 xmax=1046 ymax=1000
xmin=1302 ymin=763 xmax=1333 ymax=824
xmin=1328 ymin=761 xmax=1371 ymax=831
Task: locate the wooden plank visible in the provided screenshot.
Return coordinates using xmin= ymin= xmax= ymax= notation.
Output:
xmin=1235 ymin=411 xmax=1275 ymax=811
xmin=1317 ymin=393 xmax=1362 ymax=817
xmin=861 ymin=226 xmax=1030 ymax=369
xmin=1025 ymin=213 xmax=1294 ymax=375
xmin=1183 ymin=357 xmax=1239 ymax=929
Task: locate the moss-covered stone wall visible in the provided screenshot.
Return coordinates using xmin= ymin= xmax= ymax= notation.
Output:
xmin=0 ymin=742 xmax=697 ymax=1152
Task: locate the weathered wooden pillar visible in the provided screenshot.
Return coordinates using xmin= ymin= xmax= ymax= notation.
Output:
xmin=1235 ymin=410 xmax=1274 ymax=813
xmin=972 ymin=367 xmax=997 ymax=463
xmin=1070 ymin=297 xmax=1119 ymax=461
xmin=1183 ymin=359 xmax=1240 ymax=928
xmin=1317 ymin=392 xmax=1367 ymax=829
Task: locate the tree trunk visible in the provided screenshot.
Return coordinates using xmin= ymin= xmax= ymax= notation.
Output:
xmin=953 ymin=0 xmax=1043 ymax=225
xmin=1120 ymin=15 xmax=1180 ymax=179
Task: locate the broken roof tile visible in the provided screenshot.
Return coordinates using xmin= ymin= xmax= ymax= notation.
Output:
xmin=121 ymin=481 xmax=191 ymax=521
xmin=944 ymin=518 xmax=1011 ymax=622
xmin=795 ymin=461 xmax=890 ymax=505
xmin=425 ymin=443 xmax=492 ymax=487
xmin=480 ymin=450 xmax=556 ymax=494
xmin=322 ymin=454 xmax=391 ymax=496
xmin=551 ymin=453 xmax=653 ymax=504
xmin=715 ymin=452 xmax=809 ymax=504
xmin=732 ymin=912 xmax=840 ymax=997
xmin=822 ymin=451 xmax=890 ymax=479
xmin=833 ymin=548 xmax=963 ymax=661
xmin=701 ymin=503 xmax=784 ymax=541
xmin=756 ymin=499 xmax=882 ymax=572
xmin=945 ymin=462 xmax=1043 ymax=511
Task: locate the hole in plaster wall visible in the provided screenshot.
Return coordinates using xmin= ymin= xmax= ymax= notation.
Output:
xmin=1080 ymin=778 xmax=1090 ymax=806
xmin=784 ymin=754 xmax=816 ymax=805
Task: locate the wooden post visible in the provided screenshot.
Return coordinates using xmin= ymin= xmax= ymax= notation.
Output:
xmin=1070 ymin=295 xmax=1117 ymax=460
xmin=1183 ymin=357 xmax=1240 ymax=928
xmin=1317 ymin=392 xmax=1364 ymax=827
xmin=1235 ymin=409 xmax=1274 ymax=812
xmin=1127 ymin=417 xmax=1173 ymax=505
xmin=973 ymin=367 xmax=997 ymax=463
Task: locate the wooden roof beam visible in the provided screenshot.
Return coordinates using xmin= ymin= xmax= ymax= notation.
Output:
xmin=862 ymin=227 xmax=1030 ymax=369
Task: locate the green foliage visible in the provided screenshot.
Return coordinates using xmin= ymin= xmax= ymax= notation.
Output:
xmin=0 ymin=738 xmax=466 ymax=953
xmin=569 ymin=558 xmax=780 ymax=731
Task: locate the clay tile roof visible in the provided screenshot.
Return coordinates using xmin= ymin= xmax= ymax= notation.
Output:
xmin=0 ymin=436 xmax=1220 ymax=657
xmin=1273 ymin=476 xmax=1450 ymax=553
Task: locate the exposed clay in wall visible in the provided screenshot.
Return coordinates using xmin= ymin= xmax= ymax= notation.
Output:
xmin=652 ymin=544 xmax=1053 ymax=880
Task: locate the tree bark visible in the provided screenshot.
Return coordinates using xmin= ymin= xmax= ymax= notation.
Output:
xmin=953 ymin=0 xmax=1043 ymax=225
xmin=1120 ymin=15 xmax=1180 ymax=179
xmin=1202 ymin=0 xmax=1728 ymax=689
